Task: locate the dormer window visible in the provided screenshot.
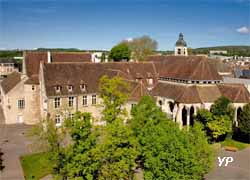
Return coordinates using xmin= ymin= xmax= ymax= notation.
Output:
xmin=147 ymin=78 xmax=153 ymax=85
xmin=55 ymin=85 xmax=62 ymax=93
xmin=80 ymin=84 xmax=87 ymax=92
xmin=68 ymin=85 xmax=73 ymax=92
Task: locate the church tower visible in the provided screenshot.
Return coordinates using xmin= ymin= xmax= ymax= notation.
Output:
xmin=175 ymin=33 xmax=188 ymax=56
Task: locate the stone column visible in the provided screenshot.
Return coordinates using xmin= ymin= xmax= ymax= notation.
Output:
xmin=234 ymin=107 xmax=239 ymax=127
xmin=187 ymin=107 xmax=190 ymax=127
xmin=173 ymin=104 xmax=178 ymax=122
xmin=176 ymin=104 xmax=183 ymax=128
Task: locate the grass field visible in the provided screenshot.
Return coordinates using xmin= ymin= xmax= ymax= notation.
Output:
xmin=20 ymin=152 xmax=52 ymax=180
xmin=220 ymin=139 xmax=250 ymax=150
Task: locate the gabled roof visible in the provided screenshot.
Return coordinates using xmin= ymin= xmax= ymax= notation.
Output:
xmin=43 ymin=62 xmax=158 ymax=97
xmin=24 ymin=51 xmax=92 ymax=84
xmin=51 ymin=52 xmax=91 ymax=63
xmin=0 ymin=72 xmax=21 ymax=94
xmin=147 ymin=55 xmax=222 ymax=81
xmin=152 ymin=82 xmax=250 ymax=103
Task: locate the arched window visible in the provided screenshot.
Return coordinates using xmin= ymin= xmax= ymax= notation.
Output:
xmin=182 ymin=106 xmax=187 ymax=126
xmin=190 ymin=106 xmax=195 ymax=126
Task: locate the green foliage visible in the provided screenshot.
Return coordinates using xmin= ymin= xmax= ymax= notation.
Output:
xmin=109 ymin=43 xmax=131 ymax=61
xmin=220 ymin=138 xmax=250 ymax=150
xmin=98 ymin=119 xmax=138 ymax=179
xmin=58 ymin=112 xmax=100 ymax=180
xmin=20 ymin=152 xmax=52 ymax=180
xmin=123 ymin=35 xmax=158 ymax=61
xmin=193 ymin=46 xmax=250 ymax=56
xmin=238 ymin=103 xmax=250 ymax=135
xmin=210 ymin=96 xmax=234 ymax=120
xmin=0 ymin=50 xmax=22 ymax=58
xmin=196 ymin=97 xmax=234 ymax=141
xmin=99 ymin=75 xmax=130 ymax=124
xmin=131 ymin=96 xmax=214 ymax=180
xmin=207 ymin=115 xmax=232 ymax=139
xmin=100 ymin=52 xmax=106 ymax=62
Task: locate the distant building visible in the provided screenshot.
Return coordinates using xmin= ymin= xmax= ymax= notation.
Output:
xmin=209 ymin=50 xmax=227 ymax=55
xmin=0 ymin=58 xmax=19 ymax=79
xmin=174 ymin=33 xmax=188 ymax=56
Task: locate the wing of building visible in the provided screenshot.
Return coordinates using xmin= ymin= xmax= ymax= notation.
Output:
xmin=0 ymin=52 xmax=249 ymax=127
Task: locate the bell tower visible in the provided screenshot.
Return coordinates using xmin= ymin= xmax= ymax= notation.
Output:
xmin=175 ymin=33 xmax=188 ymax=56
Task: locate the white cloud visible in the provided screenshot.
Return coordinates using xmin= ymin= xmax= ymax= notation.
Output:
xmin=236 ymin=26 xmax=250 ymax=34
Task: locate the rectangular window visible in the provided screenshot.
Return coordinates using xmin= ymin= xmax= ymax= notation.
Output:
xmin=83 ymin=95 xmax=87 ymax=106
xmin=55 ymin=114 xmax=61 ymax=125
xmin=17 ymin=99 xmax=25 ymax=109
xmin=54 ymin=97 xmax=61 ymax=108
xmin=69 ymin=96 xmax=74 ymax=107
xmin=92 ymin=95 xmax=97 ymax=105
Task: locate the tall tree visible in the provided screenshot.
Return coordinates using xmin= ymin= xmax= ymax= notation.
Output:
xmin=108 ymin=43 xmax=131 ymax=62
xmin=195 ymin=96 xmax=234 ymax=141
xmin=238 ymin=103 xmax=250 ymax=135
xmin=210 ymin=96 xmax=234 ymax=120
xmin=130 ymin=96 xmax=214 ymax=180
xmin=58 ymin=112 xmax=101 ymax=180
xmin=98 ymin=75 xmax=138 ymax=179
xmin=99 ymin=75 xmax=130 ymax=124
xmin=123 ymin=35 xmax=158 ymax=61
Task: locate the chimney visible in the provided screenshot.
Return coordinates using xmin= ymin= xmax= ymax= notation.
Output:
xmin=47 ymin=51 xmax=51 ymax=63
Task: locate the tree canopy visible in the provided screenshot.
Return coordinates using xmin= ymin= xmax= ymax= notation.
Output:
xmin=196 ymin=96 xmax=234 ymax=141
xmin=99 ymin=75 xmax=130 ymax=124
xmin=238 ymin=103 xmax=250 ymax=135
xmin=130 ymin=96 xmax=214 ymax=180
xmin=123 ymin=35 xmax=158 ymax=61
xmin=108 ymin=43 xmax=131 ymax=62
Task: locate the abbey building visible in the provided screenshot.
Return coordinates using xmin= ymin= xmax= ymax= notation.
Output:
xmin=0 ymin=36 xmax=249 ymax=127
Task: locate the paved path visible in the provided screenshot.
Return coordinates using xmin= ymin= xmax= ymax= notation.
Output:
xmin=0 ymin=124 xmax=33 ymax=180
xmin=205 ymin=147 xmax=250 ymax=180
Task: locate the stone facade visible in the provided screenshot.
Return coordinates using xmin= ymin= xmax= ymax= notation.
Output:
xmin=0 ymin=51 xmax=249 ymax=128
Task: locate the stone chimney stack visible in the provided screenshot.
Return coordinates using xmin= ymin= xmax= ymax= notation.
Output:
xmin=47 ymin=51 xmax=51 ymax=63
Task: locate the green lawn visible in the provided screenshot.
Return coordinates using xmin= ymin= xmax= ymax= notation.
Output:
xmin=220 ymin=139 xmax=250 ymax=150
xmin=20 ymin=152 xmax=53 ymax=180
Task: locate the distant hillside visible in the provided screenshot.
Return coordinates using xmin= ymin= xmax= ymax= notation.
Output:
xmin=193 ymin=46 xmax=250 ymax=56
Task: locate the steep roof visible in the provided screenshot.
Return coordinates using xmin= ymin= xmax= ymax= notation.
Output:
xmin=43 ymin=62 xmax=158 ymax=97
xmin=152 ymin=82 xmax=250 ymax=103
xmin=217 ymin=84 xmax=250 ymax=103
xmin=1 ymin=72 xmax=21 ymax=94
xmin=24 ymin=51 xmax=92 ymax=84
xmin=51 ymin=52 xmax=91 ymax=63
xmin=147 ymin=55 xmax=222 ymax=81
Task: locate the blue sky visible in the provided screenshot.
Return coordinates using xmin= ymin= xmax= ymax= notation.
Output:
xmin=0 ymin=0 xmax=249 ymax=50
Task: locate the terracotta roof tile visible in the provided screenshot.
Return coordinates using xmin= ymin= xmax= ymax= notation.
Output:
xmin=43 ymin=62 xmax=158 ymax=97
xmin=1 ymin=72 xmax=21 ymax=94
xmin=146 ymin=55 xmax=222 ymax=81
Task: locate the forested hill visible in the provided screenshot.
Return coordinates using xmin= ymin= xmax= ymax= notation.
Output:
xmin=193 ymin=46 xmax=250 ymax=56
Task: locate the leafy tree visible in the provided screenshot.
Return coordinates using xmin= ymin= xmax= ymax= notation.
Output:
xmin=195 ymin=97 xmax=233 ymax=141
xmin=131 ymin=96 xmax=214 ymax=180
xmin=98 ymin=119 xmax=138 ymax=179
xmin=108 ymin=43 xmax=131 ymax=61
xmin=57 ymin=112 xmax=101 ymax=180
xmin=210 ymin=96 xmax=234 ymax=120
xmin=238 ymin=103 xmax=250 ymax=135
xmin=99 ymin=75 xmax=130 ymax=124
xmin=100 ymin=52 xmax=106 ymax=62
xmin=207 ymin=115 xmax=232 ymax=140
xmin=123 ymin=35 xmax=158 ymax=61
